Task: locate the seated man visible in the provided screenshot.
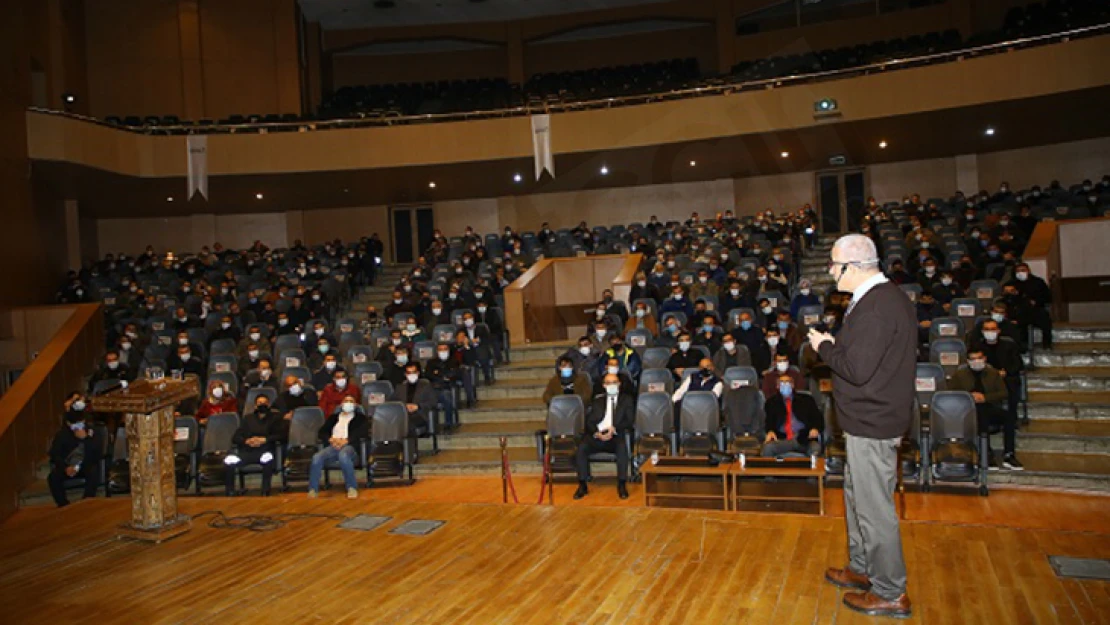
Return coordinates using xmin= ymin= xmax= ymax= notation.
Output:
xmin=594 ymin=357 xmax=637 ymax=397
xmin=425 ymin=343 xmax=462 ymax=429
xmin=312 ymin=353 xmax=342 ymax=390
xmin=318 ymin=368 xmax=360 ymax=420
xmin=949 ymin=348 xmax=1022 ymax=470
xmin=762 ymin=375 xmax=823 ymax=458
xmin=624 ymin=300 xmax=659 ymax=336
xmin=87 ymin=350 xmax=132 ymax=393
xmin=761 ymin=353 xmax=805 ymax=400
xmin=666 ymin=332 xmax=701 ymax=379
xmin=671 ymin=358 xmax=724 ymax=434
xmin=274 ymin=375 xmax=318 ymax=439
xmin=1006 ymin=263 xmax=1053 ymax=349
xmin=560 ymin=336 xmax=601 ymax=377
xmin=600 ymin=333 xmax=642 ymax=384
xmin=573 ymin=373 xmax=634 ymax=501
xmin=48 ymin=393 xmax=101 ymax=507
xmin=712 ymin=333 xmax=751 ymax=372
xmin=692 ymin=314 xmax=722 ymax=354
xmin=390 ymin=363 xmax=434 ymax=437
xmin=238 ymin=341 xmax=265 ymax=378
xmin=543 ymin=357 xmax=593 ymax=409
xmin=459 ymin=311 xmax=494 ymax=384
xmin=308 ymin=336 xmax=340 ymax=372
xmin=308 ymin=395 xmax=367 ymax=499
xmin=224 ymin=393 xmax=282 ymax=496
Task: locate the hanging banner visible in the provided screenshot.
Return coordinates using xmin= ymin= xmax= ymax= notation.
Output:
xmin=186 ymin=135 xmax=208 ymax=200
xmin=531 ymin=114 xmax=554 ymax=181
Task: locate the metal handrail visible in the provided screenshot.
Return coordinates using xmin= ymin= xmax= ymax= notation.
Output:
xmin=28 ymin=22 xmax=1109 ymax=136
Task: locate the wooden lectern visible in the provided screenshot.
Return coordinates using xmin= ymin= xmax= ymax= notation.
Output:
xmin=90 ymin=377 xmax=198 ymax=542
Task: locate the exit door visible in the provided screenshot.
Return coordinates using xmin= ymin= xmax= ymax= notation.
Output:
xmin=816 ymin=169 xmax=867 ymax=234
xmin=389 ymin=205 xmax=435 ymax=264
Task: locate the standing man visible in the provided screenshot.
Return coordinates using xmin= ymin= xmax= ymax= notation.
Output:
xmin=808 ymin=234 xmax=916 ymax=618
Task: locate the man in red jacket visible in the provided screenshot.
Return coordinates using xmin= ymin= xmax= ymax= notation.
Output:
xmin=318 ymin=368 xmax=360 ymax=418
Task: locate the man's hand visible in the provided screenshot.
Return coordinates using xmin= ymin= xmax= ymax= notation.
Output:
xmin=74 ymin=428 xmax=88 ymax=440
xmin=971 ymin=392 xmax=986 ymax=403
xmin=674 ymin=367 xmax=685 ymax=376
xmin=808 ymin=428 xmax=820 ymax=440
xmin=999 ymin=369 xmax=1007 ymax=378
xmin=65 ymin=466 xmax=78 ymax=477
xmin=765 ymin=431 xmax=777 ymax=443
xmin=919 ymin=320 xmax=932 ymax=328
xmin=807 ymin=328 xmax=833 ymax=352
xmin=406 ymin=403 xmax=418 ymax=413
xmin=330 ymin=437 xmax=347 ymax=449
xmin=597 ymin=429 xmax=614 ymax=442
xmin=284 ymin=411 xmax=293 ymax=420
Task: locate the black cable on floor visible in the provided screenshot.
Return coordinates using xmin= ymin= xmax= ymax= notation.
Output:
xmin=188 ymin=510 xmax=348 ymax=532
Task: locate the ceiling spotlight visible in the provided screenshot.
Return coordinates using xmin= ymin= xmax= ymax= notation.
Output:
xmin=513 ymin=173 xmax=522 ymax=183
xmin=255 ymin=193 xmax=263 ymax=200
xmin=600 ymin=166 xmax=609 ymax=175
xmin=879 ymin=140 xmax=888 ymax=149
xmin=780 ymin=151 xmax=790 ymax=158
xmin=428 ymin=182 xmax=436 ymax=189
xmin=689 ymin=160 xmax=697 ymax=167
xmin=985 ymin=127 xmax=996 ymax=136
xmin=342 ymin=188 xmax=350 ymax=193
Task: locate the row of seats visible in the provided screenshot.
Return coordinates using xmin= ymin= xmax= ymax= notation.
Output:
xmin=96 ymin=1 xmax=1108 ymax=130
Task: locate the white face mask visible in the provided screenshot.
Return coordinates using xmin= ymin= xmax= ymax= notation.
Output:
xmin=221 ymin=322 xmax=231 ymax=330
xmin=605 ymin=384 xmax=620 ymax=396
xmin=342 ymin=402 xmax=356 ymax=414
xmin=72 ymin=400 xmax=86 ymax=412
xmin=800 ymin=288 xmax=810 ymax=296
xmin=406 ymin=373 xmax=419 ymax=384
xmin=767 ymin=337 xmax=779 ymax=347
xmin=180 ymin=352 xmax=191 ymax=360
xmin=406 ymin=324 xmax=416 ymax=332
xmin=969 ymin=360 xmax=986 ymax=372
xmin=250 ymin=332 xmax=261 ymax=341
xmin=678 ymin=341 xmax=690 ymax=351
xmin=637 ymin=281 xmax=646 ymax=288
xmin=1015 ymin=272 xmax=1029 ymax=281
xmin=179 ymin=338 xmax=189 ymax=346
xmin=596 ymin=309 xmax=606 ymax=319
xmin=596 ymin=329 xmax=607 ymax=338
xmin=941 ymin=278 xmax=952 ymax=286
xmin=335 ymin=378 xmax=348 ymax=389
xmin=260 ymin=369 xmax=272 ymax=379
xmin=314 ymin=328 xmax=325 ymax=336
xmin=478 ymin=306 xmax=487 ymax=314
xmin=579 ymin=346 xmax=591 ymax=356
xmin=278 ymin=319 xmax=288 ymax=326
xmin=120 ymin=342 xmax=131 ymax=351
xmin=212 ymin=387 xmax=224 ymax=398
xmin=761 ymin=306 xmax=772 ymax=315
xmin=983 ymin=331 xmax=999 ymax=342
xmin=607 ymin=366 xmax=620 ymax=375
xmin=325 ymin=361 xmax=337 ymax=370
xmin=775 ymin=361 xmax=789 ymax=372
xmin=289 ymin=384 xmax=303 ymax=396
xmin=437 ymin=351 xmax=450 ymax=361
xmin=723 ymin=342 xmax=735 ymax=352
xmin=634 ymin=309 xmax=646 ymax=318
xmin=464 ymin=319 xmax=475 ymax=328
xmin=248 ymin=349 xmax=259 ymax=359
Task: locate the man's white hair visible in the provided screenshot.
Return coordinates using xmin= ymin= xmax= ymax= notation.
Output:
xmin=832 ymin=234 xmax=880 ymax=267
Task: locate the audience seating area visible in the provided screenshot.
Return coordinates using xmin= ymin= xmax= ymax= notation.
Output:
xmin=88 ymin=0 xmax=1108 ymax=131
xmin=45 ymin=171 xmax=1107 ymax=505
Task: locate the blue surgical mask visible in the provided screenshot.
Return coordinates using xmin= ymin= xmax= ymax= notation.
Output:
xmin=560 ymin=367 xmax=573 ymax=378
xmin=702 ymin=324 xmax=714 ymax=333
xmin=779 ymin=383 xmax=793 ymax=398
xmin=777 ymin=321 xmax=789 ymax=331
xmin=740 ymin=320 xmax=752 ymax=331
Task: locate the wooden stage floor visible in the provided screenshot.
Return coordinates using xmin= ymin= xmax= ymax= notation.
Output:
xmin=2 ymin=478 xmax=1109 ymax=625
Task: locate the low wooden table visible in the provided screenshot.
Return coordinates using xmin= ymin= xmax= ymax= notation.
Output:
xmin=640 ymin=460 xmax=732 ymax=511
xmin=731 ymin=458 xmax=826 ymax=515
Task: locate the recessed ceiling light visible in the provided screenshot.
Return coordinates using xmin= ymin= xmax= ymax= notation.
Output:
xmin=513 ymin=173 xmax=522 ymax=183
xmin=689 ymin=160 xmax=697 ymax=167
xmin=428 ymin=182 xmax=436 ymax=189
xmin=879 ymin=140 xmax=888 ymax=149
xmin=166 ymin=196 xmax=174 ymax=202
xmin=342 ymin=188 xmax=349 ymax=193
xmin=985 ymin=127 xmax=996 ymax=136
xmin=255 ymin=193 xmax=263 ymax=200
xmin=600 ymin=166 xmax=609 ymax=175
xmin=780 ymin=151 xmax=790 ymax=158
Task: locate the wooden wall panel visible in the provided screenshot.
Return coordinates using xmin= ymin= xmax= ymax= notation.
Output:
xmin=332 ymin=47 xmax=508 ymax=88
xmin=977 ymin=137 xmax=1110 ymax=191
xmin=869 ymin=157 xmax=958 ymax=203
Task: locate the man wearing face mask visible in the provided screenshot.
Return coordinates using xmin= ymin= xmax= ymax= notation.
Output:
xmin=88 ymin=351 xmax=132 ymax=393
xmin=425 ymin=343 xmax=462 ymax=429
xmin=460 ymin=312 xmax=494 ymax=384
xmin=720 ymin=279 xmax=750 ymax=319
xmin=693 ymin=314 xmax=723 ymax=354
xmin=761 ymin=353 xmax=805 ymax=399
xmin=762 ymin=375 xmax=823 ymax=458
xmin=274 ymin=312 xmax=296 ymax=337
xmin=599 ymin=289 xmax=629 ymax=328
xmin=391 ymin=363 xmax=434 ymax=437
xmin=671 ymin=358 xmax=723 ymax=433
xmin=1006 ymin=263 xmax=1053 ymax=350
xmin=308 ymin=395 xmax=367 ymax=499
xmin=224 ymin=395 xmax=282 ymax=496
xmin=949 ymin=348 xmax=1020 ymax=470
xmin=311 ymin=354 xmax=342 ymax=390
xmin=972 ymin=318 xmax=1024 ymax=433
xmin=543 ymin=357 xmax=593 ymax=410
xmin=601 ymin=334 xmax=642 ymax=383
xmin=424 ymin=299 xmax=452 ymax=331
xmin=573 ymin=373 xmax=635 ymax=500
xmin=275 ymin=375 xmax=318 ymax=434
xmin=789 ymin=279 xmax=819 ymax=320
xmin=318 ymin=369 xmax=360 ymax=420
xmin=807 ymin=234 xmax=916 ymax=618
xmin=666 ymin=332 xmax=702 ymax=380
xmin=48 ymin=393 xmax=102 ymax=507
xmin=168 ymin=344 xmax=205 ymax=384
xmin=712 ymin=333 xmax=752 ymax=372
xmin=660 ymin=285 xmax=694 ymax=319
xmin=237 ymin=325 xmax=271 ymax=364
xmin=382 ymin=347 xmax=413 ymax=387
xmin=624 ymin=302 xmax=659 ymax=337
xmin=629 ymin=272 xmax=661 ymax=306
xmin=207 ymin=315 xmax=241 ymax=349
